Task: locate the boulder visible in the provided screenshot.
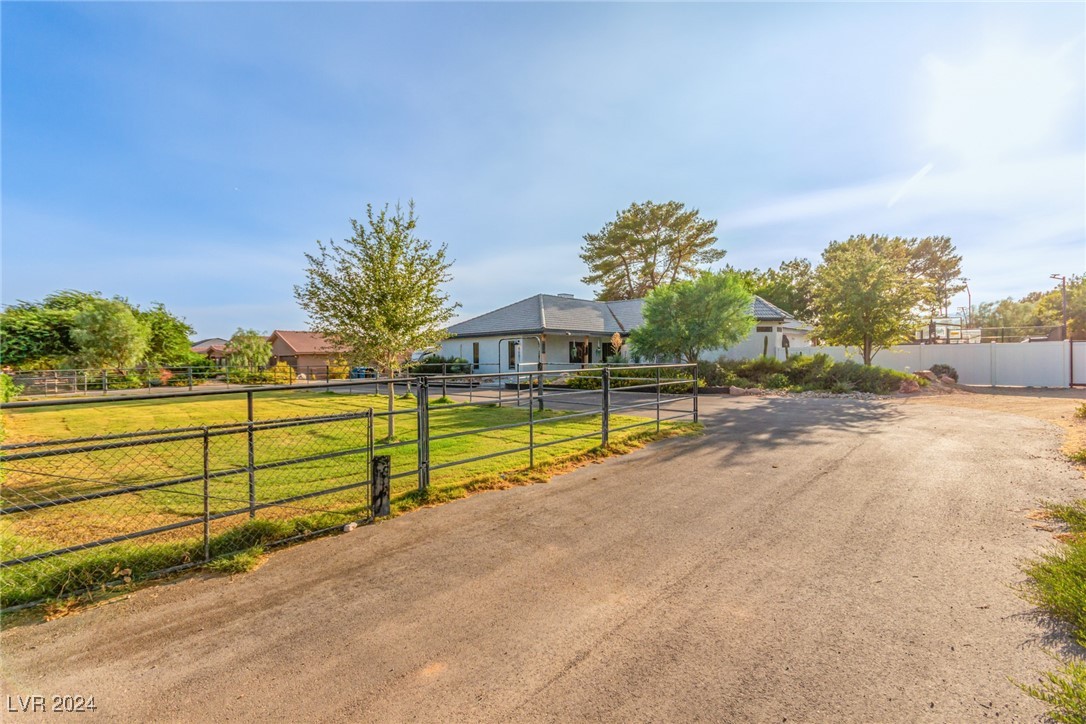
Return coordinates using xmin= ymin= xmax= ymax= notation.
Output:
xmin=939 ymin=374 xmax=957 ymax=385
xmin=916 ymin=370 xmax=938 ymax=382
xmin=729 ymin=386 xmax=769 ymax=396
xmin=899 ymin=378 xmax=921 ymax=394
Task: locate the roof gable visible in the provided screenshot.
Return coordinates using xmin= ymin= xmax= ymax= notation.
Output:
xmin=269 ymin=330 xmax=343 ymax=355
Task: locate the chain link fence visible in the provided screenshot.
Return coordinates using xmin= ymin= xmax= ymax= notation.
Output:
xmin=1 ymin=410 xmax=374 ymax=608
xmin=1 ymin=365 xmax=698 ymax=609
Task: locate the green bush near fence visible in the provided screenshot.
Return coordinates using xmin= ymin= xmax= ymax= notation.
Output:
xmin=412 ymin=355 xmax=471 ymax=374
xmin=565 ymin=366 xmax=700 ymax=393
xmin=695 ymin=354 xmax=919 ymax=394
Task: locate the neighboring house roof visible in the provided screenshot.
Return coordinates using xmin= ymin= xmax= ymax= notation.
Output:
xmin=447 ymin=293 xmax=804 ymax=338
xmin=268 ymin=330 xmax=344 ymax=355
xmin=190 ymin=337 xmax=229 ymax=353
xmin=751 ymin=296 xmax=794 ymax=322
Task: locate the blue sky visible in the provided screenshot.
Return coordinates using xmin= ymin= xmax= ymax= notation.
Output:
xmin=3 ymin=2 xmax=1084 ymax=338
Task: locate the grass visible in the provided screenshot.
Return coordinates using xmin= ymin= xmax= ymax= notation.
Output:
xmin=1075 ymin=403 xmax=1086 ymax=420
xmin=1068 ymin=449 xmax=1086 ymax=465
xmin=1017 ymin=499 xmax=1086 ymax=722
xmin=1 ymin=389 xmax=692 ymax=607
xmin=207 ymin=545 xmax=266 ymax=575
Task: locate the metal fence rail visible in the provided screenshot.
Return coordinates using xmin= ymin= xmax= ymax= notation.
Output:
xmin=0 ymin=364 xmax=697 ymax=609
xmin=0 ymin=408 xmax=376 ymax=608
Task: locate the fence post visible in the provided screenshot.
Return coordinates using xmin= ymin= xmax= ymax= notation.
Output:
xmin=372 ymin=454 xmax=391 ymax=518
xmin=187 ymin=366 xmax=194 ymax=391
xmin=692 ymin=363 xmax=699 ymax=423
xmin=601 ymin=367 xmax=610 ymax=448
xmin=202 ymin=426 xmax=211 ymax=562
xmin=656 ymin=367 xmax=661 ymax=433
xmin=537 ymin=371 xmax=544 ymax=412
xmin=102 ymin=370 xmax=108 ymax=395
xmin=528 ymin=373 xmax=535 ymax=468
xmin=417 ymin=377 xmax=430 ymax=491
xmin=247 ymin=391 xmax=256 ymax=519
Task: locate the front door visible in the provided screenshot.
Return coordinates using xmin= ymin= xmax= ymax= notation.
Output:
xmin=507 ymin=340 xmax=518 ymax=372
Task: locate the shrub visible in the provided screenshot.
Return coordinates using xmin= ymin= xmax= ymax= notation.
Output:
xmin=0 ymin=373 xmax=22 ymax=402
xmin=929 ymin=363 xmax=959 ymax=382
xmin=783 ymin=353 xmax=834 ymax=387
xmin=266 ymin=361 xmax=297 ymax=384
xmin=697 ymin=360 xmax=740 ymax=388
xmin=763 ymin=372 xmax=791 ymax=389
xmin=413 ymin=355 xmax=471 ymax=374
xmin=1075 ymin=403 xmax=1086 ymax=420
xmin=566 ymin=367 xmax=700 ymax=393
xmin=328 ymin=358 xmax=350 ymax=380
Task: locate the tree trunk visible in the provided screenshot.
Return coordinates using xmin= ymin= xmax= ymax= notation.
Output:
xmin=863 ymin=335 xmax=873 ymax=366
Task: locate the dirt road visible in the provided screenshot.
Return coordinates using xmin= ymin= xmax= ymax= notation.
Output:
xmin=3 ymin=393 xmax=1083 ymax=722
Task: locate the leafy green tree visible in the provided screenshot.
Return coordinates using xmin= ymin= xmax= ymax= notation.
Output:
xmin=812 ymin=235 xmax=924 ymax=365
xmin=629 ymin=272 xmax=754 ymax=364
xmin=226 ymin=329 xmax=272 ymax=369
xmin=972 ymin=297 xmax=1052 ymax=338
xmin=976 ymin=276 xmax=1084 ymax=340
xmin=70 ymin=298 xmax=150 ymax=369
xmin=728 ymin=257 xmax=815 ymax=320
xmin=902 ymin=236 xmax=965 ymax=318
xmin=0 ymin=290 xmax=103 ymax=368
xmin=139 ymin=303 xmax=196 ymax=366
xmin=295 ymin=201 xmax=459 ymax=439
xmin=581 ymin=200 xmax=725 ymax=301
xmin=1037 ymin=275 xmax=1085 ymax=340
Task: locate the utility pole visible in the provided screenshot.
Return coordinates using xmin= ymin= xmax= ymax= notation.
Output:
xmin=960 ymin=277 xmax=972 ymax=328
xmin=1051 ymin=274 xmax=1068 ymax=340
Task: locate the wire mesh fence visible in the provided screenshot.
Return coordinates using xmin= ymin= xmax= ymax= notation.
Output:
xmin=1 ymin=365 xmax=698 ymax=609
xmin=6 ymin=364 xmax=374 ymax=399
xmin=1 ymin=410 xmax=374 ymax=608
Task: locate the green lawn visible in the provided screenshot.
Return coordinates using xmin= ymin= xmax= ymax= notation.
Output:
xmin=1 ymin=389 xmax=688 ymax=606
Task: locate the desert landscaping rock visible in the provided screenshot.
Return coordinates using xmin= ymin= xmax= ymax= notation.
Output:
xmin=899 ymin=378 xmax=921 ymax=393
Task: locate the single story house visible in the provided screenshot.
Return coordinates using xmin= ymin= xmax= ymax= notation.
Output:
xmin=268 ymin=330 xmax=346 ymax=375
xmin=438 ymin=293 xmax=811 ymax=372
xmin=190 ymin=337 xmax=230 ymax=366
xmin=714 ymin=297 xmax=814 ymax=361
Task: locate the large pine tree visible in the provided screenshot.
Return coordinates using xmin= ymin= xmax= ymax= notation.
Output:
xmin=580 ymin=201 xmax=725 ymax=301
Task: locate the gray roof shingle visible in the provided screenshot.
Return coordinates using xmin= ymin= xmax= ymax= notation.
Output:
xmin=448 ymin=293 xmax=800 ymax=338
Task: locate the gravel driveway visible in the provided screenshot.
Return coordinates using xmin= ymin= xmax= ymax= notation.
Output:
xmin=2 ymin=394 xmax=1081 ymax=722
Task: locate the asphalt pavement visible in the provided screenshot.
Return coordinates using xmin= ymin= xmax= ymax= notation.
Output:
xmin=2 ymin=394 xmax=1080 ymax=722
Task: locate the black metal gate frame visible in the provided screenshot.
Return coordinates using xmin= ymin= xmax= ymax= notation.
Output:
xmin=0 ymin=364 xmax=697 ymax=608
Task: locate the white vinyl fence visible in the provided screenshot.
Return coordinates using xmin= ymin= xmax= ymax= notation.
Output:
xmin=783 ymin=341 xmax=1079 ymax=388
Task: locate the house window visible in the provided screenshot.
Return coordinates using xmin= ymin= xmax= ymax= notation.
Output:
xmin=756 ymin=326 xmax=772 ymax=332
xmin=508 ymin=341 xmax=517 ymax=370
xmin=472 ymin=342 xmax=480 ymax=369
